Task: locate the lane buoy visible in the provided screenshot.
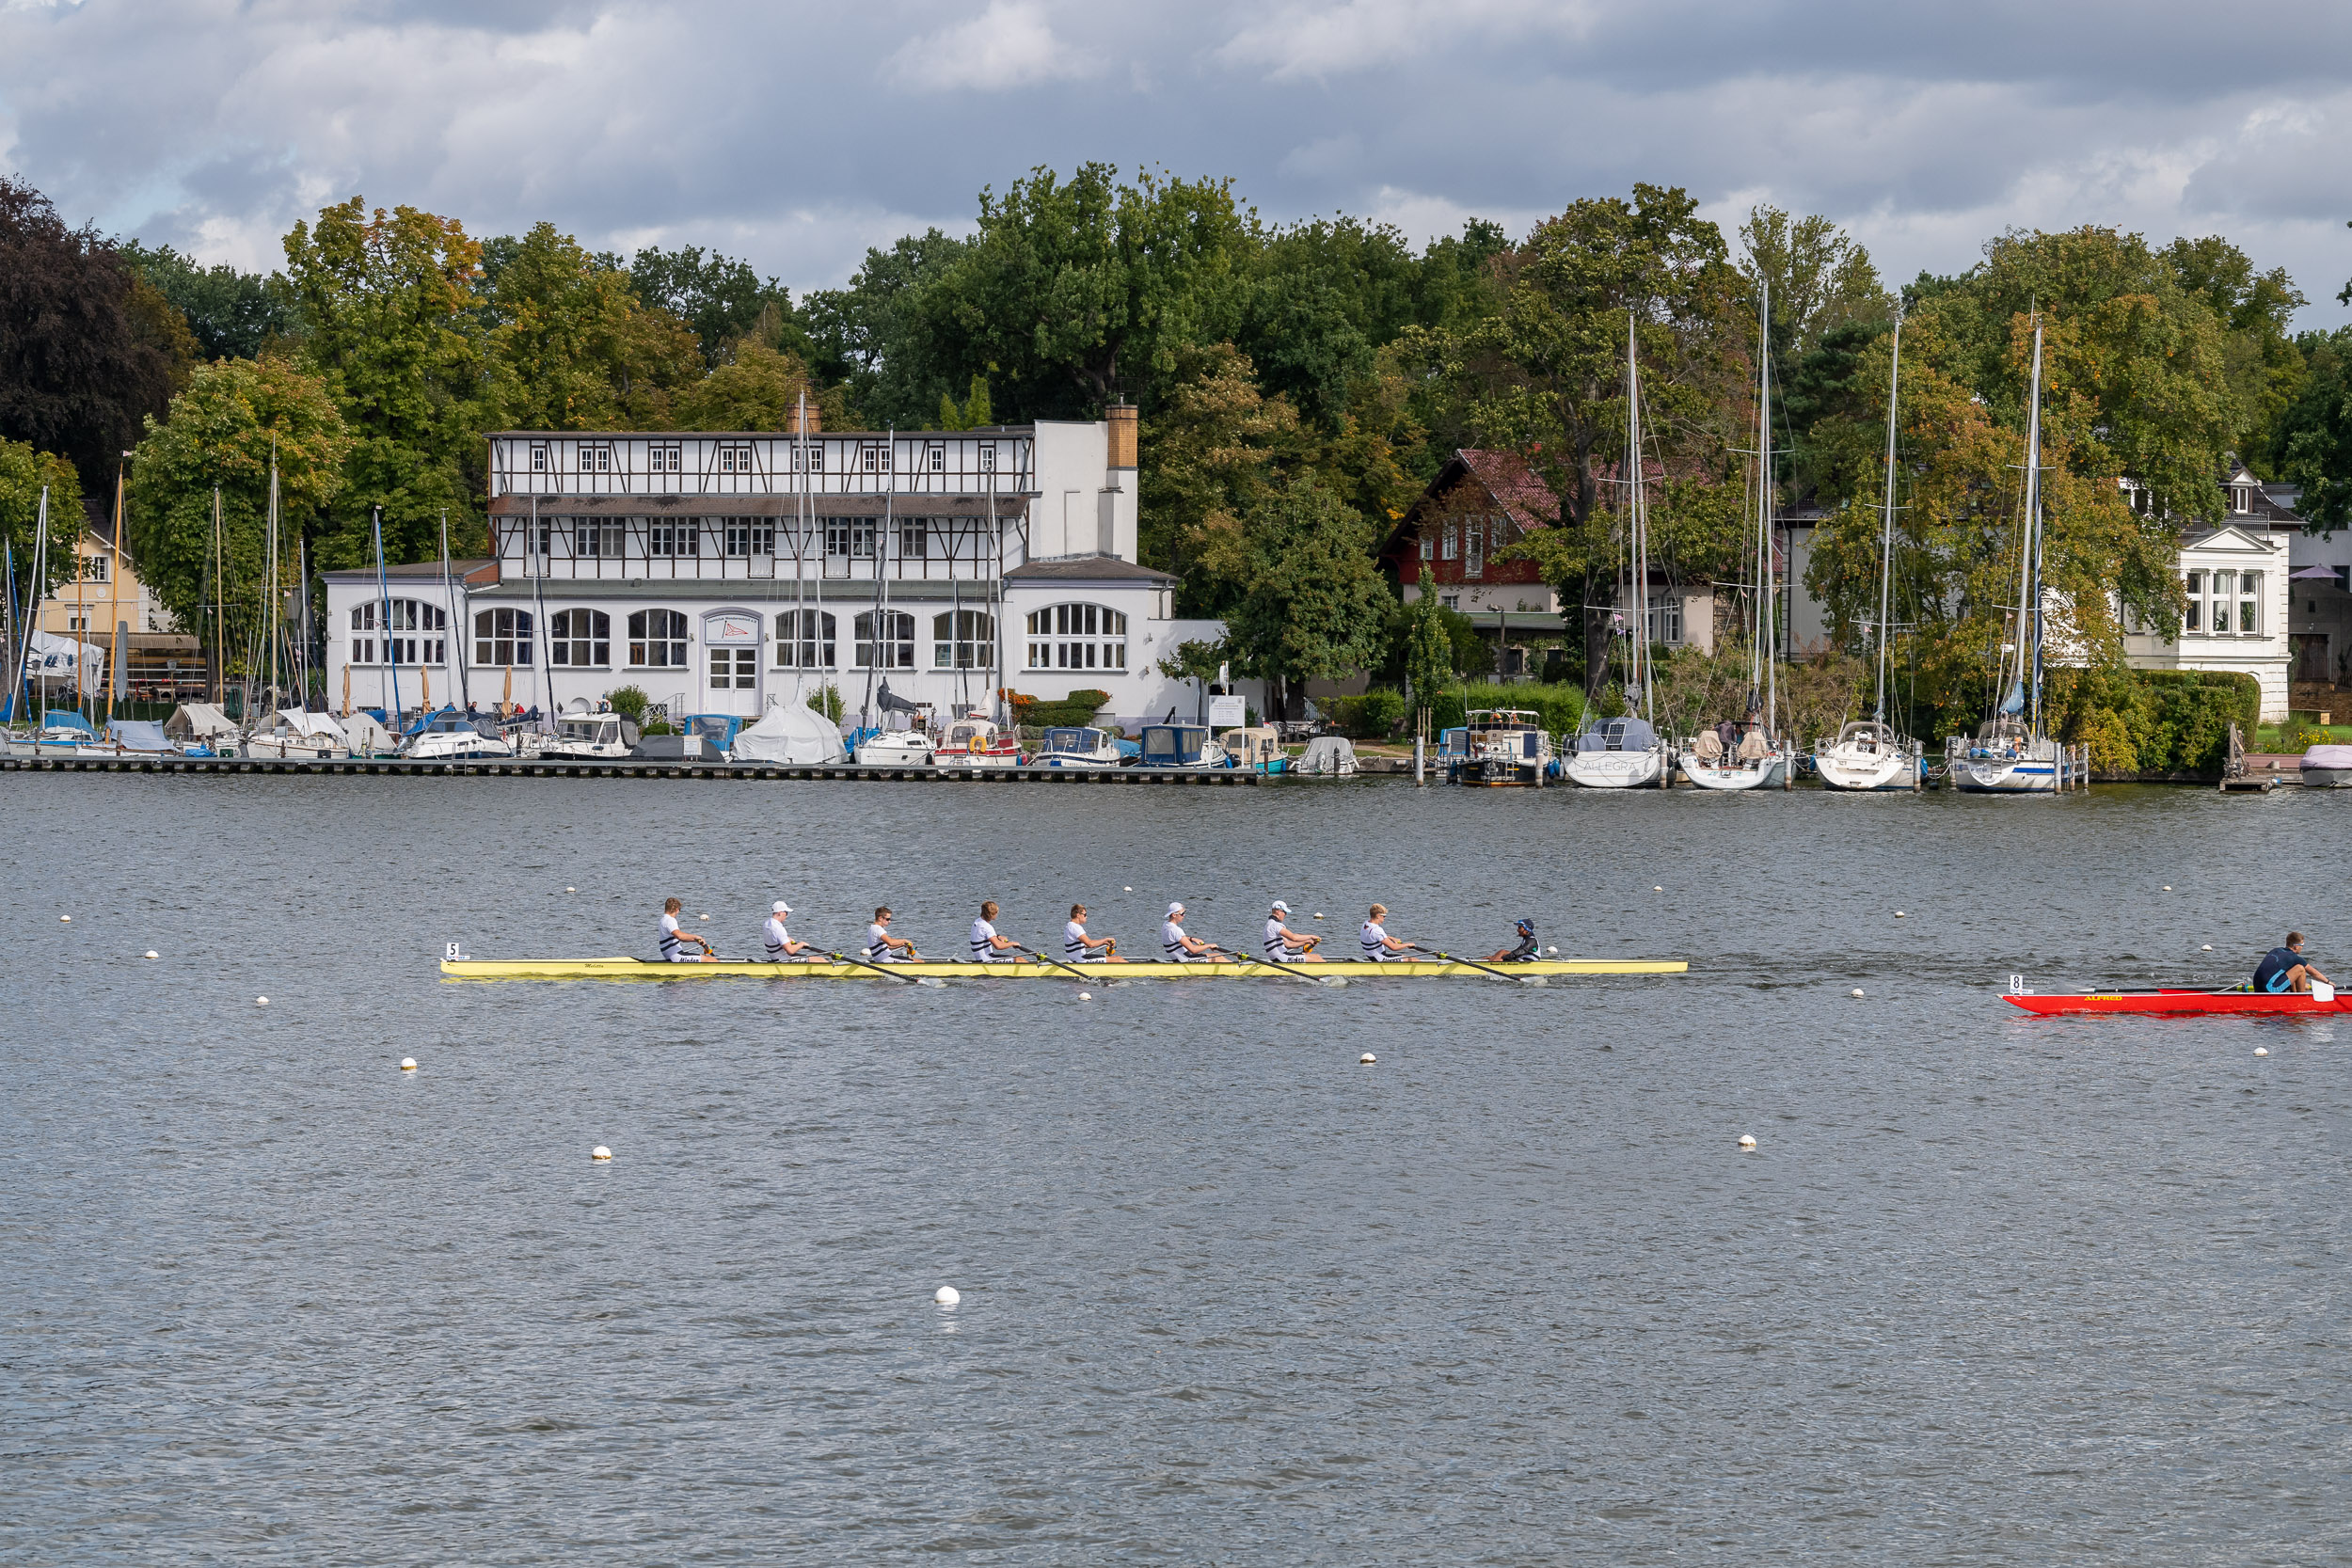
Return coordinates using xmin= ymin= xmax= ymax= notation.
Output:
xmin=2254 ymin=1047 xmax=2268 ymax=1056
xmin=934 ymin=1286 xmax=960 ymax=1305
xmin=1123 ymin=885 xmax=1133 ymax=892
xmin=144 ymin=950 xmax=159 ymax=959
xmin=1547 ymin=945 xmax=1558 ymax=956
xmin=1851 ymin=988 xmax=1865 ymax=998
xmin=59 ymin=914 xmax=71 ymax=922
xmin=591 ymin=1146 xmax=612 ymax=1161
xmin=1078 ymin=990 xmax=1093 ymax=1001
xmin=1894 ymin=911 xmax=1906 ymax=918
xmin=1359 ymin=1053 xmax=1375 ymax=1064
xmin=566 ymin=886 xmax=576 ymax=893
xmin=1738 ymin=1133 xmax=1756 ymax=1148
xmin=1314 ymin=912 xmax=1326 ymax=920
xmin=2162 ymin=885 xmax=2171 ymax=892
xmin=256 ymin=996 xmax=269 ymax=1006
xmin=400 ymin=1057 xmax=417 ymax=1071
xmin=1654 ymin=885 xmax=1663 ymax=892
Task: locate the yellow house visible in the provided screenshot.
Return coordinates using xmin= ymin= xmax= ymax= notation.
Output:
xmin=29 ymin=506 xmax=207 ymax=700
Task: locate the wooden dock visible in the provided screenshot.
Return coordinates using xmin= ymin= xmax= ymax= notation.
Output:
xmin=0 ymin=753 xmax=1275 ymax=784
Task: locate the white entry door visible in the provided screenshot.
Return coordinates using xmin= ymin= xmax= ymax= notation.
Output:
xmin=702 ymin=610 xmax=763 ymax=716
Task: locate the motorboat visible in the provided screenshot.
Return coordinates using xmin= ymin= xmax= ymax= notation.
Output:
xmin=1037 ymin=725 xmax=1128 ymax=768
xmin=2299 ymin=743 xmax=2352 ymax=787
xmin=1217 ymin=724 xmax=1288 ymax=773
xmin=1293 ymin=735 xmax=1359 ymax=776
xmin=1564 ymin=716 xmax=1668 ymax=788
xmin=854 ymin=729 xmax=936 ymax=767
xmin=538 ymin=712 xmax=639 ymax=761
xmin=1679 ymin=721 xmax=1792 ymax=791
xmin=1947 ymin=720 xmax=2061 ymax=793
xmin=730 ymin=699 xmax=847 ymax=765
xmin=633 ymin=713 xmax=746 ymax=761
xmin=935 ymin=715 xmax=1023 ymax=768
xmin=1813 ymin=720 xmax=1921 ymax=791
xmin=399 ymin=711 xmax=516 ymax=761
xmin=1450 ymin=709 xmax=1554 ymax=785
xmin=1137 ymin=722 xmax=1217 ymax=769
xmin=244 ymin=709 xmax=348 ymax=759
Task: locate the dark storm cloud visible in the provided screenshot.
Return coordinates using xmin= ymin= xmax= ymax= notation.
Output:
xmin=1 ymin=0 xmax=2345 ymax=320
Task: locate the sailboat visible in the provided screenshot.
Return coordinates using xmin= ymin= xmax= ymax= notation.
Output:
xmin=1947 ymin=315 xmax=2066 ymax=794
xmin=1682 ymin=275 xmax=1795 ymax=792
xmin=1817 ymin=307 xmax=1925 ymax=791
xmin=1565 ymin=317 xmax=1672 ymax=789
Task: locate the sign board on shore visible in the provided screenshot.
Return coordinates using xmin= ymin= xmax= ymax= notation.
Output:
xmin=1209 ymin=695 xmax=1246 ymax=728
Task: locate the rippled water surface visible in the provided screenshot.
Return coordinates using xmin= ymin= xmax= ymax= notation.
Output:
xmin=4 ymin=773 xmax=2348 ymax=1564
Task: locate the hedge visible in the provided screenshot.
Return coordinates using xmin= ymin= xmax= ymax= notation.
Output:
xmin=2048 ymin=668 xmax=2262 ymax=776
xmin=1419 ymin=682 xmax=1589 ymax=741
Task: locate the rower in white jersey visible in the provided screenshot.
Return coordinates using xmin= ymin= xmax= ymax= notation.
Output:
xmin=1064 ymin=903 xmax=1123 ymax=963
xmin=762 ymin=900 xmax=818 ymax=961
xmin=659 ymin=896 xmax=715 ymax=962
xmin=866 ymin=906 xmax=918 ymax=963
xmin=1359 ymin=903 xmax=1411 ymax=962
xmin=1263 ymin=899 xmax=1325 ymax=963
xmin=1162 ymin=902 xmax=1215 ymax=962
xmin=969 ymin=900 xmax=1020 ymax=963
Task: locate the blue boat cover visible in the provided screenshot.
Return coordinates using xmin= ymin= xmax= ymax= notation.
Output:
xmin=43 ymin=709 xmax=96 ymax=736
xmin=1140 ymin=724 xmax=1210 ymax=764
xmin=106 ymin=720 xmax=172 ymax=750
xmin=1576 ymin=717 xmax=1657 ymax=752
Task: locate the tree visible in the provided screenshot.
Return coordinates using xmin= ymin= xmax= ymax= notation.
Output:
xmin=483 ymin=222 xmax=702 ymax=432
xmin=629 ymin=245 xmax=800 ymax=370
xmin=1223 ymin=474 xmax=1393 ymax=719
xmin=0 ymin=179 xmax=191 ymax=493
xmin=119 ymin=243 xmax=298 ymax=362
xmin=673 ymin=341 xmax=849 ymax=432
xmin=2158 ymin=234 xmax=2307 ymax=467
xmin=0 ymin=436 xmax=87 ymax=606
xmin=1136 ymin=341 xmax=1306 ymax=609
xmin=1402 ymin=566 xmax=1455 ymax=731
xmin=803 ymin=229 xmax=970 ymax=426
xmin=1739 ymin=205 xmax=1889 ymax=366
xmin=282 ymin=198 xmax=488 ymax=567
xmin=2275 ymin=325 xmax=2352 ymax=534
xmin=125 ymin=357 xmax=348 ymax=645
xmin=937 ymin=374 xmax=994 ymax=431
xmin=1236 ymin=216 xmax=1423 ymax=428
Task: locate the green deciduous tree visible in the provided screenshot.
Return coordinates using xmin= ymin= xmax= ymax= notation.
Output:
xmin=673 ymin=341 xmax=849 ymax=433
xmin=0 ymin=436 xmax=87 ymax=605
xmin=483 ymin=222 xmax=703 ymax=432
xmin=1222 ymin=474 xmax=1394 ymax=720
xmin=2274 ymin=325 xmax=2352 ymax=534
xmin=1137 ymin=341 xmax=1306 ymax=609
xmin=119 ymin=242 xmax=298 ymax=362
xmin=628 ymin=245 xmax=800 ymax=370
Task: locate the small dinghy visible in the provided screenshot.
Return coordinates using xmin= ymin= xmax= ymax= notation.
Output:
xmin=2299 ymin=743 xmax=2352 ymax=787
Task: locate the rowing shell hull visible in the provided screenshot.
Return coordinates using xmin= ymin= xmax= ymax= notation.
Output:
xmin=441 ymin=956 xmax=1689 ymax=982
xmin=2004 ymin=989 xmax=2348 ymax=1016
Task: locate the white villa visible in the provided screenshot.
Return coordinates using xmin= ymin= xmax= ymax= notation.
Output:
xmin=320 ymin=411 xmax=1237 ymax=729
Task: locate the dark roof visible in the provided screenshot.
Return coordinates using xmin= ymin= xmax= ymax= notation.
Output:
xmin=322 ymin=560 xmax=498 ymax=584
xmin=1007 ymin=555 xmax=1175 ymax=584
xmin=1386 ymin=450 xmax=1566 ymax=559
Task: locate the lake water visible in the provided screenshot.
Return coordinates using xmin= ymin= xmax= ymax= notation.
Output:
xmin=3 ymin=773 xmax=2347 ymax=1564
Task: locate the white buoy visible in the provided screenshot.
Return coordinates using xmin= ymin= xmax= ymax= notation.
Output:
xmin=2162 ymin=885 xmax=2171 ymax=892
xmin=591 ymin=1146 xmax=612 ymax=1161
xmin=144 ymin=950 xmax=159 ymax=959
xmin=1547 ymin=945 xmax=1558 ymax=956
xmin=59 ymin=914 xmax=71 ymax=922
xmin=400 ymin=1057 xmax=418 ymax=1071
xmin=1359 ymin=1053 xmax=1375 ymax=1064
xmin=934 ymin=1285 xmax=960 ymax=1306
xmin=1894 ymin=911 xmax=1906 ymax=918
xmin=2254 ymin=1047 xmax=2268 ymax=1056
xmin=566 ymin=886 xmax=575 ymax=893
xmin=1851 ymin=988 xmax=1866 ymax=998
xmin=1123 ymin=885 xmax=1133 ymax=892
xmin=1314 ymin=912 xmax=1325 ymax=920
xmin=700 ymin=913 xmax=709 ymax=920
xmin=1654 ymin=885 xmax=1663 ymax=892
xmin=256 ymin=996 xmax=269 ymax=1006
xmin=1738 ymin=1133 xmax=1756 ymax=1148
xmin=1078 ymin=990 xmax=1093 ymax=1001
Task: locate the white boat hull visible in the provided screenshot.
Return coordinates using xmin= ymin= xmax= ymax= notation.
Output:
xmin=1564 ymin=746 xmax=1667 ymax=789
xmin=935 ymin=750 xmax=1021 ymax=769
xmin=1680 ymin=752 xmax=1789 ymax=790
xmin=1814 ymin=743 xmax=1919 ymax=792
xmin=1950 ymin=754 xmax=2058 ymax=793
xmin=855 ymin=737 xmax=936 ymax=767
xmin=403 ymin=736 xmax=517 ymax=761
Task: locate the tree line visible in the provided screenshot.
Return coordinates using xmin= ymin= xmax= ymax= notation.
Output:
xmin=3 ymin=166 xmax=2348 ymax=727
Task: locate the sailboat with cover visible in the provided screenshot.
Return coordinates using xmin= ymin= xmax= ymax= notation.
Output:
xmin=1817 ymin=305 xmax=1925 ymax=791
xmin=1565 ymin=318 xmax=1672 ymax=789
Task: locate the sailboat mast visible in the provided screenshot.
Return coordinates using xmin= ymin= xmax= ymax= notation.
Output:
xmin=1625 ymin=315 xmax=1644 ymax=716
xmin=266 ymin=442 xmax=280 ymax=713
xmin=1874 ymin=309 xmax=1905 ymax=724
xmin=1756 ymin=276 xmax=1777 ymax=740
xmin=212 ymin=487 xmax=224 ymax=705
xmin=2018 ymin=317 xmax=2046 ymax=736
xmin=373 ymin=505 xmax=401 ymax=721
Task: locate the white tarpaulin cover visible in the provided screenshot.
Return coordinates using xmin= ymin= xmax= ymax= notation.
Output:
xmin=732 ymin=698 xmax=847 ymax=764
xmin=1295 ymin=735 xmax=1359 ymax=775
xmin=22 ymin=629 xmax=103 ymax=684
xmin=273 ymin=709 xmax=349 ymax=742
xmin=342 ymin=713 xmax=397 ymax=755
xmin=165 ymin=703 xmax=239 ymax=740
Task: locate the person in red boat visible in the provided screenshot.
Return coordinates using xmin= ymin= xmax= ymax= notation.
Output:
xmin=2253 ymin=933 xmax=2328 ymax=994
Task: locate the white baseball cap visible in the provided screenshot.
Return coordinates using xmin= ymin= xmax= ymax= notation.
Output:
xmin=772 ymin=900 xmax=791 ymax=914
xmin=1166 ymin=902 xmax=1184 ymax=916
xmin=1270 ymin=899 xmax=1290 ymax=913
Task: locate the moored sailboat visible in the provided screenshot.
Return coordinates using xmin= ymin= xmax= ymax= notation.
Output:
xmin=1567 ymin=318 xmax=1673 ymax=789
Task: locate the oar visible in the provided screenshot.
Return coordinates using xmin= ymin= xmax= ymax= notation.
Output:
xmin=1408 ymin=943 xmax=1548 ymax=987
xmin=1206 ymin=942 xmax=1344 ymax=988
xmin=1010 ymin=942 xmax=1103 ymax=985
xmin=825 ymin=948 xmax=946 ymax=987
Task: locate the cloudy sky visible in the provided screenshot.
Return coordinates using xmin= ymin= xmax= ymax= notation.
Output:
xmin=5 ymin=0 xmax=2350 ymax=324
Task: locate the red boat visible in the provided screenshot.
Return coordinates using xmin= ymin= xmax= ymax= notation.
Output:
xmin=2004 ymin=986 xmax=2344 ymax=1017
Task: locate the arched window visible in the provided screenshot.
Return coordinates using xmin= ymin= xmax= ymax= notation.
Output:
xmin=549 ymin=609 xmax=610 ymax=668
xmin=931 ymin=610 xmax=994 ymax=670
xmin=473 ymin=608 xmax=533 ymax=667
xmin=853 ymin=610 xmax=914 ymax=669
xmin=628 ymin=609 xmax=689 ymax=668
xmin=351 ymin=599 xmax=447 ymax=664
xmin=775 ymin=610 xmax=837 ymax=668
xmin=1024 ymin=603 xmax=1127 ymax=673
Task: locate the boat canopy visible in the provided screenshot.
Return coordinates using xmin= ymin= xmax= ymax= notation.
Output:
xmin=1295 ymin=735 xmax=1358 ymax=774
xmin=165 ymin=703 xmax=239 ymax=741
xmin=1468 ymin=709 xmax=1541 ymax=730
xmin=43 ymin=709 xmax=97 ymax=736
xmin=2301 ymin=743 xmax=2352 ymax=769
xmin=1576 ymin=717 xmax=1656 ymax=752
xmin=104 ymin=719 xmax=172 ymax=751
xmin=731 ymin=698 xmax=845 ymax=764
xmin=270 ymin=708 xmax=348 ymax=742
xmin=1041 ymin=726 xmax=1106 ymax=752
xmin=1140 ymin=723 xmax=1212 ymax=765
xmin=1220 ymin=725 xmax=1285 ymax=765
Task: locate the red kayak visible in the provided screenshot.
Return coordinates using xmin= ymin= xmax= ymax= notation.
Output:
xmin=2005 ymin=987 xmax=2345 ymax=1016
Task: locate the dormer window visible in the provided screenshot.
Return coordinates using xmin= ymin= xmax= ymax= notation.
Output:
xmin=2233 ymin=484 xmax=2252 ymax=514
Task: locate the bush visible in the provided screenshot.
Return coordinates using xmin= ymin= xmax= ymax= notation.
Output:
xmin=1007 ymin=688 xmax=1111 ymax=727
xmin=2050 ymin=668 xmax=2262 ymax=776
xmin=605 ymin=684 xmax=649 ymax=723
xmin=1422 ymin=681 xmax=1587 ymax=742
xmin=1327 ymin=688 xmax=1407 ymax=738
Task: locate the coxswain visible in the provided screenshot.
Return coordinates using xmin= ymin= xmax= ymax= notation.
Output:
xmin=867 ymin=906 xmax=917 ymax=964
xmin=762 ymin=900 xmax=817 ymax=962
xmin=1359 ymin=903 xmax=1411 ymax=962
xmin=659 ymin=896 xmax=715 ymax=963
xmin=1162 ymin=902 xmax=1215 ymax=962
xmin=2253 ymin=932 xmax=2328 ymax=993
xmin=1065 ymin=903 xmax=1123 ymax=964
xmin=1263 ymin=899 xmax=1325 ymax=963
xmin=970 ymin=900 xmax=1020 ymax=964
xmin=1485 ymin=918 xmax=1539 ymax=963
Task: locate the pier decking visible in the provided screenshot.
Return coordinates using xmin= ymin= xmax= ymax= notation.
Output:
xmin=0 ymin=753 xmax=1274 ymax=784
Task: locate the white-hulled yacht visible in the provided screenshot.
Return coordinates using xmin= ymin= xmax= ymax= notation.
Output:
xmin=854 ymin=729 xmax=936 ymax=767
xmin=1036 ymin=725 xmax=1126 ymax=768
xmin=399 ymin=710 xmax=516 ymax=761
xmin=1565 ymin=716 xmax=1669 ymax=787
xmin=1568 ymin=322 xmax=1673 ymax=790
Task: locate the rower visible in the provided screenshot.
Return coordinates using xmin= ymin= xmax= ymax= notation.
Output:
xmin=970 ymin=900 xmax=1020 ymax=964
xmin=1263 ymin=899 xmax=1325 ymax=963
xmin=762 ymin=900 xmax=817 ymax=962
xmin=1162 ymin=902 xmax=1215 ymax=962
xmin=660 ymin=896 xmax=715 ymax=963
xmin=1485 ymin=918 xmax=1539 ymax=963
xmin=1066 ymin=903 xmax=1123 ymax=963
xmin=1359 ymin=903 xmax=1411 ymax=962
xmin=2254 ymin=932 xmax=2328 ymax=993
xmin=867 ymin=906 xmax=917 ymax=964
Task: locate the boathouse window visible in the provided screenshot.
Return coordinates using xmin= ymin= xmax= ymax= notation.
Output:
xmin=473 ymin=607 xmax=532 ymax=668
xmin=854 ymin=610 xmax=915 ymax=669
xmin=2184 ymin=572 xmax=2203 ymax=632
xmin=582 ymin=445 xmax=612 ymax=474
xmin=774 ymin=610 xmax=836 ymax=668
xmin=932 ymin=610 xmax=995 ymax=670
xmin=2237 ymin=571 xmax=2261 ymax=633
xmin=709 ymin=646 xmax=756 ymax=690
xmin=530 ymin=443 xmax=548 ymax=473
xmin=649 ymin=443 xmax=681 ymax=474
xmin=354 ymin=600 xmax=446 ymax=664
xmin=898 ymin=518 xmax=928 ymax=559
xmin=2208 ymin=571 xmax=2234 ymax=635
xmin=724 ymin=519 xmax=774 ymax=557
xmin=825 ymin=517 xmax=875 ymax=560
xmin=928 ymin=445 xmax=945 ymax=472
xmin=649 ymin=521 xmax=700 ymax=557
xmin=548 ymin=609 xmax=610 ymax=668
xmin=628 ymin=610 xmax=689 ymax=668
xmin=1024 ymin=602 xmax=1127 ymax=672
xmin=574 ymin=520 xmax=624 ymax=558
